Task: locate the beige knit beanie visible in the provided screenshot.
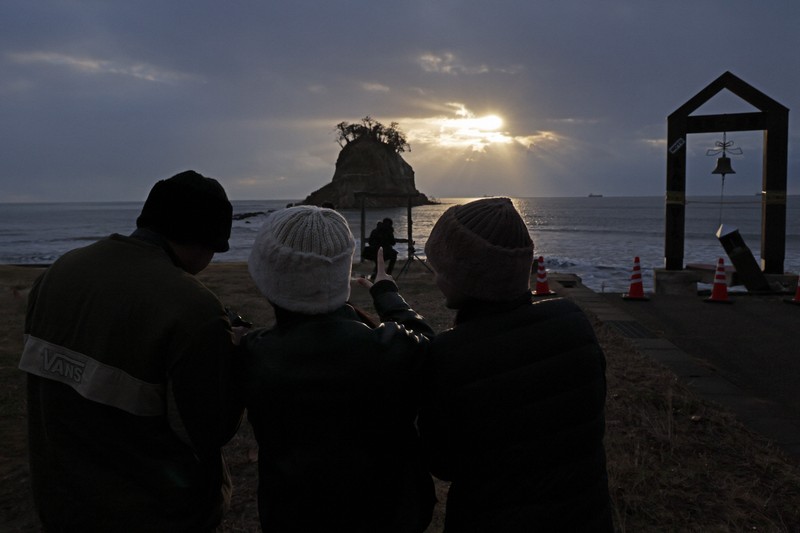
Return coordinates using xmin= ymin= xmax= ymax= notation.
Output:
xmin=424 ymin=197 xmax=534 ymax=302
xmin=248 ymin=205 xmax=355 ymax=314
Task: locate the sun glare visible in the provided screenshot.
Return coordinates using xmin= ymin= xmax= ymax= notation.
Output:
xmin=431 ymin=112 xmax=512 ymax=151
xmin=455 ymin=114 xmax=503 ymax=131
xmin=403 ymin=104 xmax=540 ymax=155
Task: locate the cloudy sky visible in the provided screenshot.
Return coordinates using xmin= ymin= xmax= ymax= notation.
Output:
xmin=2 ymin=1 xmax=799 ymax=202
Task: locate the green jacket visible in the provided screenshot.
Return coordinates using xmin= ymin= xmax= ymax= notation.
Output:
xmin=238 ymin=281 xmax=435 ymax=533
xmin=20 ymin=233 xmax=242 ymax=532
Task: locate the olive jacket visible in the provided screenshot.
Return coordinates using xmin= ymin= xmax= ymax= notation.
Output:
xmin=20 ymin=234 xmax=242 ymax=532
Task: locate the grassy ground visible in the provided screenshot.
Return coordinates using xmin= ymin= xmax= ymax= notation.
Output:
xmin=2 ymin=263 xmax=800 ymax=531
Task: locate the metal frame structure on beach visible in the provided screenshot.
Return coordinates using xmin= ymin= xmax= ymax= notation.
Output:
xmin=354 ymin=192 xmax=433 ymax=278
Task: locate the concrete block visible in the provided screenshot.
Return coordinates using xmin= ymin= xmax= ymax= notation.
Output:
xmin=653 ymin=268 xmax=702 ymax=296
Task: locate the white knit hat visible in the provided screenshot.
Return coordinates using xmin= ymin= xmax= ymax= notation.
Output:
xmin=248 ymin=206 xmax=355 ymax=314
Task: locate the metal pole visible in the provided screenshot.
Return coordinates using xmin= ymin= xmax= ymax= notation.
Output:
xmin=407 ymin=196 xmax=413 ymax=257
xmin=359 ymin=194 xmax=366 ymax=262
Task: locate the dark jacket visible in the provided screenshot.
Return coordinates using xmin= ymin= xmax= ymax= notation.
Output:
xmin=237 ymin=281 xmax=435 ymax=533
xmin=366 ymin=223 xmax=399 ymax=261
xmin=419 ymin=295 xmax=613 ymax=532
xmin=20 ymin=234 xmax=242 ymax=532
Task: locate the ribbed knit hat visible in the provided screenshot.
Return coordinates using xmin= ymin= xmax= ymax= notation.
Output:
xmin=425 ymin=197 xmax=534 ymax=302
xmin=136 ymin=170 xmax=232 ymax=252
xmin=248 ymin=205 xmax=355 ymax=314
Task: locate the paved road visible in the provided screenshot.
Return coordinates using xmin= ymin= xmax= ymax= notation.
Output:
xmin=550 ymin=274 xmax=800 ymax=458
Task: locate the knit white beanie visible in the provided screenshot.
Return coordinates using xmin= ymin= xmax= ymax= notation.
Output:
xmin=248 ymin=205 xmax=355 ymax=314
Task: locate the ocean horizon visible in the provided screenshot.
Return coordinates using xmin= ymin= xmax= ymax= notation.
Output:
xmin=2 ymin=195 xmax=799 ymax=293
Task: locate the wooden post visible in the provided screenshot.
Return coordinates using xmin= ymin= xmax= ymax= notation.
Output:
xmin=665 ymin=117 xmax=687 ymax=271
xmin=761 ymin=109 xmax=789 ymax=274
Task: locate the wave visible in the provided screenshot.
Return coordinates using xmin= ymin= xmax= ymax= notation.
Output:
xmin=4 ymin=198 xmax=799 ymax=293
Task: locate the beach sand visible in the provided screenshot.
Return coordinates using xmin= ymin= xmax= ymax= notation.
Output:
xmin=2 ymin=263 xmax=800 ymax=531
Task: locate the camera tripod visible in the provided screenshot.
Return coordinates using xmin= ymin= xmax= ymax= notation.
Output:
xmin=396 ymin=243 xmax=433 ymax=280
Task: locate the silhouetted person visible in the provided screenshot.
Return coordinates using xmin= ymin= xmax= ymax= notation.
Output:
xmin=20 ymin=170 xmax=244 ymax=531
xmin=419 ymin=197 xmax=613 ymax=532
xmin=366 ymin=217 xmax=407 ymax=279
xmin=239 ymin=206 xmax=435 ymax=532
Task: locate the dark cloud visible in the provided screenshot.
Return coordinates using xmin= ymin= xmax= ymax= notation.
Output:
xmin=1 ymin=0 xmax=799 ymax=201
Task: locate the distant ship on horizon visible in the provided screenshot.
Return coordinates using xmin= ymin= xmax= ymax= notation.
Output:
xmin=588 ymin=193 xmax=603 ymax=198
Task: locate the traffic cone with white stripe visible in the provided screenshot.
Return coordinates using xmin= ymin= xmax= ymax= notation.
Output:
xmin=533 ymin=256 xmax=556 ymax=296
xmin=705 ymin=257 xmax=732 ymax=304
xmin=784 ymin=276 xmax=800 ymax=305
xmin=622 ymin=256 xmax=648 ymax=300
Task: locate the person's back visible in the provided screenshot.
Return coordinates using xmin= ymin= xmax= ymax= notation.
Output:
xmin=367 ymin=218 xmax=401 ymax=277
xmin=239 ymin=206 xmax=435 ymax=532
xmin=423 ymin=297 xmax=611 ymax=531
xmin=20 ymin=171 xmax=243 ymax=531
xmin=418 ymin=197 xmax=613 ymax=532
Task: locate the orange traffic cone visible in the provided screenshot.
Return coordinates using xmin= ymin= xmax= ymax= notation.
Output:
xmin=705 ymin=257 xmax=733 ymax=304
xmin=533 ymin=255 xmax=555 ymax=296
xmin=533 ymin=256 xmax=556 ymax=296
xmin=622 ymin=256 xmax=648 ymax=300
xmin=785 ymin=276 xmax=800 ymax=305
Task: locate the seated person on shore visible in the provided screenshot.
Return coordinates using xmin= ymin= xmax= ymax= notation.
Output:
xmin=418 ymin=197 xmax=614 ymax=532
xmin=364 ymin=217 xmax=408 ymax=278
xmin=237 ymin=205 xmax=435 ymax=532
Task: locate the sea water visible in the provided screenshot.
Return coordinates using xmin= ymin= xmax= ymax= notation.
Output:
xmin=2 ymin=196 xmax=799 ymax=293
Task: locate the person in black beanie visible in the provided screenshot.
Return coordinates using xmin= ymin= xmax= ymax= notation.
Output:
xmin=19 ymin=170 xmax=244 ymax=531
xmin=418 ymin=197 xmax=614 ymax=532
xmin=135 ymin=169 xmax=233 ymax=271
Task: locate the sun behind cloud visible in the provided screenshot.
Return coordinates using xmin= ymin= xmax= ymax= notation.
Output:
xmin=403 ymin=103 xmax=514 ymax=152
xmin=389 ymin=103 xmax=572 ymax=197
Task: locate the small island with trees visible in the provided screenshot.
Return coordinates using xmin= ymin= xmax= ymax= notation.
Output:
xmin=302 ymin=116 xmax=434 ymax=208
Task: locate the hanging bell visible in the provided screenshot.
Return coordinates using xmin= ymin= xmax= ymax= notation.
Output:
xmin=712 ymin=156 xmax=735 ymax=176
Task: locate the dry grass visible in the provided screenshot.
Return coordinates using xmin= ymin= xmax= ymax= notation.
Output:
xmin=2 ymin=263 xmax=800 ymax=532
xmin=599 ymin=321 xmax=800 ymax=532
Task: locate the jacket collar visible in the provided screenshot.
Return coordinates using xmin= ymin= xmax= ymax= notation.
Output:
xmin=273 ymin=304 xmax=359 ymax=328
xmin=129 ymin=228 xmax=186 ymax=271
xmin=454 ymin=291 xmax=533 ymax=325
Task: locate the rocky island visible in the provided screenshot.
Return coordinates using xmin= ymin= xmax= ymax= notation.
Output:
xmin=302 ymin=117 xmax=434 ymax=208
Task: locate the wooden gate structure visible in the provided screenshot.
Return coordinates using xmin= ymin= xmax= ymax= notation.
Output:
xmin=665 ymin=71 xmax=789 ymax=274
